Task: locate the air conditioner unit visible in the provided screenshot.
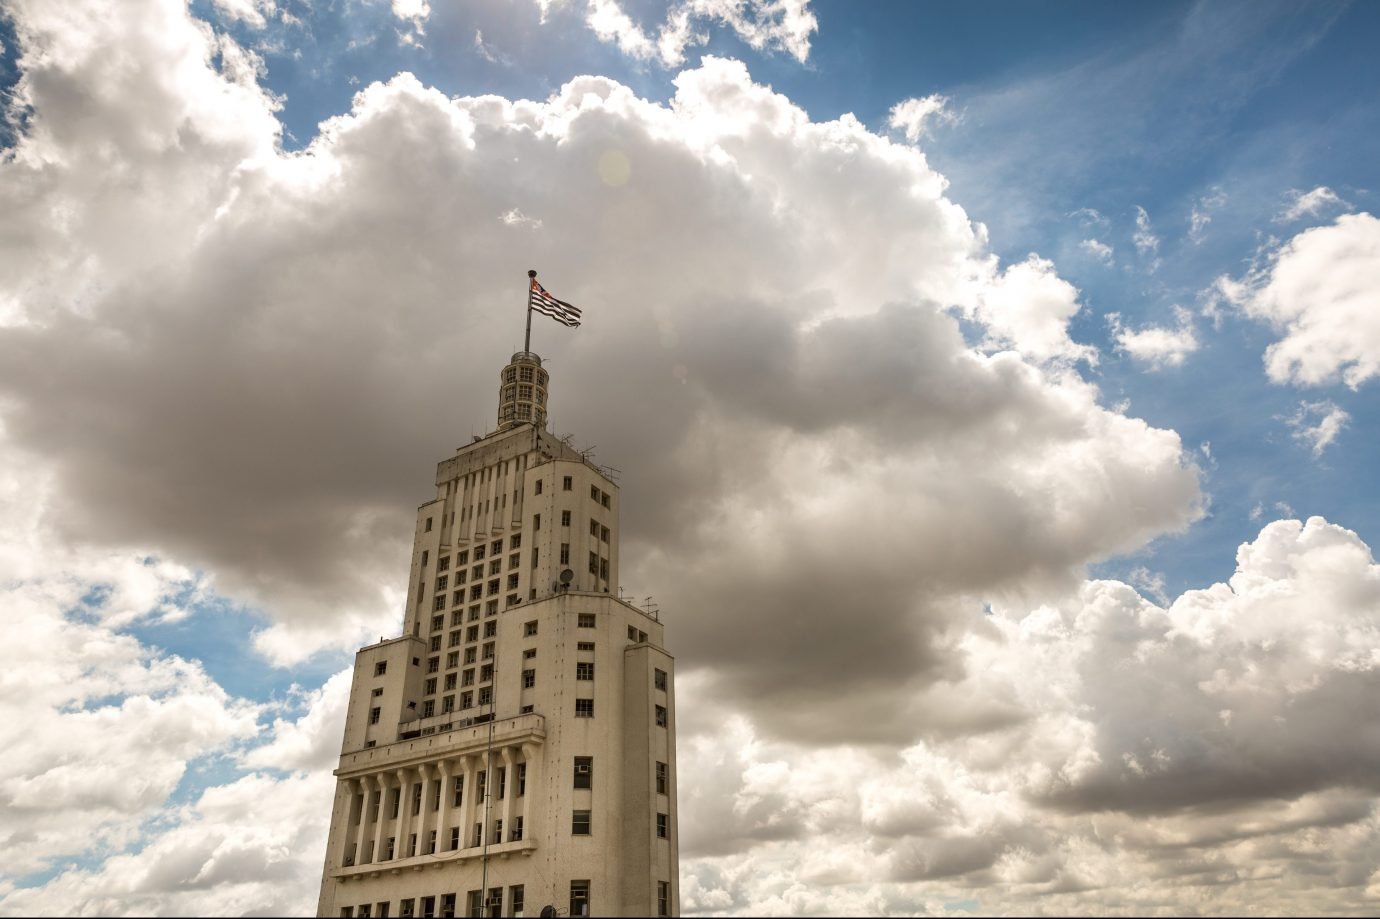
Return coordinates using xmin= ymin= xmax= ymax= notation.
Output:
xmin=575 ymin=763 xmax=591 ymax=774
xmin=485 ymin=897 xmax=503 ymax=907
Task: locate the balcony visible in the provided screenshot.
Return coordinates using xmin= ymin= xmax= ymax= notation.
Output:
xmin=337 ymin=712 xmax=545 ymax=775
xmin=331 ymin=837 xmax=537 ymax=881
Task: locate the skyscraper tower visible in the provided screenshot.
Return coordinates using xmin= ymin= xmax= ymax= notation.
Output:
xmin=317 ymin=348 xmax=679 ymax=919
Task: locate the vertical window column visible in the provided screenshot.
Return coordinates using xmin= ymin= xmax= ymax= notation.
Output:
xmin=460 ymin=754 xmax=480 ymax=847
xmin=348 ymin=776 xmax=369 ymax=866
xmin=519 ymin=741 xmax=541 ymax=844
xmin=432 ymin=759 xmax=452 ymax=853
xmin=498 ymin=746 xmax=517 ymax=841
xmin=371 ymin=773 xmax=390 ymax=865
xmin=394 ymin=767 xmax=414 ymax=859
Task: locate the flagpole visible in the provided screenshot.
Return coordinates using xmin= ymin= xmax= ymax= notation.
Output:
xmin=524 ymin=269 xmax=536 ymax=353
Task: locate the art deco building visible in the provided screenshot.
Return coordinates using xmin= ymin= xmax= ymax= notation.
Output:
xmin=317 ymin=351 xmax=679 ymax=918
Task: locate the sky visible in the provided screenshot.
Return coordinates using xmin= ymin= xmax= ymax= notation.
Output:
xmin=1 ymin=0 xmax=1379 ymax=914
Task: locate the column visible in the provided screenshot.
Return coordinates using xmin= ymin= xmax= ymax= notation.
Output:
xmin=461 ymin=754 xmax=479 ymax=847
xmin=342 ymin=778 xmax=363 ymax=865
xmin=353 ymin=776 xmax=373 ymax=864
xmin=395 ymin=767 xmax=414 ymax=859
xmin=434 ymin=759 xmax=452 ymax=853
xmin=520 ymin=742 xmax=541 ymax=845
xmin=499 ymin=746 xmax=516 ymax=843
xmin=372 ymin=772 xmax=390 ymax=863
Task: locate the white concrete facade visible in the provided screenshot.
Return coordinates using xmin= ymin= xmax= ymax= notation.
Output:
xmin=318 ymin=352 xmax=679 ymax=919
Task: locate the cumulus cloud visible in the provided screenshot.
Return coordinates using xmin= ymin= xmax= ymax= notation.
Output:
xmin=1276 ymin=185 xmax=1349 ymax=223
xmin=1225 ymin=212 xmax=1380 ymax=388
xmin=1108 ymin=304 xmax=1199 ymax=369
xmin=1077 ymin=238 xmax=1113 ymax=264
xmin=889 ymin=94 xmax=957 ymax=143
xmin=1285 ymin=399 xmax=1350 ymax=457
xmin=586 ymin=0 xmax=818 ymax=67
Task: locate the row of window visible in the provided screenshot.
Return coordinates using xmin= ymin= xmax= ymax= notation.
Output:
xmin=570 ymin=808 xmax=671 ymax=839
xmin=343 ymin=880 xmax=674 ymax=919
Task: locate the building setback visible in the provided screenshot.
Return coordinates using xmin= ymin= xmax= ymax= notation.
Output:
xmin=317 ymin=351 xmax=679 ymax=918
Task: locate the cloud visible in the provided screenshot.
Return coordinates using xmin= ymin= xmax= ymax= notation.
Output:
xmin=1225 ymin=212 xmax=1380 ymax=388
xmin=1133 ymin=205 xmax=1161 ymax=268
xmin=889 ymin=94 xmax=957 ymax=143
xmin=1276 ymin=185 xmax=1350 ymax=224
xmin=585 ymin=0 xmax=819 ymax=67
xmin=1189 ymin=187 xmax=1227 ymax=244
xmin=1108 ymin=305 xmax=1199 ymax=369
xmin=1077 ymin=238 xmax=1113 ymax=264
xmin=1285 ymin=399 xmax=1350 ymax=457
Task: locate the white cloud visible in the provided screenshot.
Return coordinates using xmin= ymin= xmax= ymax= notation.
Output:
xmin=209 ymin=0 xmax=276 ymax=29
xmin=971 ymin=254 xmax=1098 ymax=362
xmin=1078 ymin=238 xmax=1113 ymax=264
xmin=1108 ymin=304 xmax=1199 ymax=369
xmin=585 ymin=0 xmax=819 ymax=67
xmin=1285 ymin=399 xmax=1350 ymax=457
xmin=1068 ymin=207 xmax=1109 ymax=229
xmin=1227 ymin=212 xmax=1380 ymax=388
xmin=1277 ymin=185 xmax=1350 ymax=223
xmin=889 ymin=94 xmax=957 ymax=143
xmin=1133 ymin=205 xmax=1161 ymax=269
xmin=1189 ymin=187 xmax=1227 ymax=243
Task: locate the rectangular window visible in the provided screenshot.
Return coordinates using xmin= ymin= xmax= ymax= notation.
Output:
xmin=656 ymin=761 xmax=668 ymax=795
xmin=470 ymin=584 xmax=483 ymax=601
xmin=522 ymin=669 xmax=535 ymax=688
xmin=461 ymin=691 xmax=473 ymax=709
xmin=491 ymin=539 xmax=503 ymax=555
xmin=371 ymin=687 xmax=383 ymax=697
xmin=523 ymin=648 xmax=536 ymax=660
xmin=591 ymin=485 xmax=600 ymax=501
xmin=384 ymin=836 xmax=394 ymax=860
xmin=487 ymin=579 xmax=499 ymax=596
xmin=560 ymin=543 xmax=570 ymax=564
xmin=563 ymin=475 xmax=573 ymax=491
xmin=600 ymin=525 xmax=609 ymax=543
xmin=412 ymin=782 xmax=422 ymax=816
xmin=453 ymin=776 xmax=463 ymax=807
xmin=435 ymin=575 xmax=448 ymax=591
xmin=589 ymin=519 xmax=599 ymax=537
xmin=570 ymin=881 xmax=590 ymax=918
xmin=421 ymin=700 xmax=434 ymax=718
xmin=421 ymin=897 xmax=435 ymax=919
xmin=578 ymin=613 xmax=596 ymax=628
xmin=497 ymin=767 xmax=506 ymax=800
xmin=448 ymin=630 xmax=462 ymax=648
xmin=508 ymin=552 xmax=520 ymax=570
xmin=657 ymin=881 xmax=669 ymax=917
xmin=656 ymin=705 xmax=668 ymax=727
xmin=486 ymin=599 xmax=499 ymax=615
xmin=507 ymin=573 xmax=519 ymax=590
xmin=341 ymin=908 xmax=353 ymax=918
xmin=576 ymin=662 xmax=594 ymax=680
xmin=510 ymin=887 xmax=524 ymax=916
xmin=446 ymin=651 xmax=459 ymax=668
xmin=489 ymin=559 xmax=501 ymax=576
xmin=430 ymin=635 xmax=442 ymax=652
xmin=473 ymin=823 xmax=483 ymax=848
xmin=575 ymin=698 xmax=594 ymax=718
xmin=425 ymin=517 xmax=433 ymax=532
xmin=440 ymin=894 xmax=455 ymax=919
xmin=424 ymin=677 xmax=437 ymax=695
xmin=431 ymin=614 xmax=444 ymax=631
xmin=483 ymin=642 xmax=495 ymax=660
xmin=520 ymin=704 xmax=534 ymax=713
xmin=449 ymin=826 xmax=459 ymax=851
xmin=441 ymin=695 xmax=454 ymax=713
xmin=657 ymin=813 xmax=669 ymax=838
xmin=576 ymin=641 xmax=595 ymax=651
xmin=359 ymin=904 xmax=371 ymax=918
xmin=462 ymin=668 xmax=475 ymax=687
xmin=588 ymin=551 xmax=598 ymax=575
xmin=400 ymin=899 xmax=415 ymax=919
xmin=628 ymin=625 xmax=638 ymax=640
xmin=574 ymin=756 xmax=593 ymax=788
xmin=478 ymin=686 xmax=492 ymax=706
xmin=369 ymin=707 xmax=380 ymax=725
xmin=601 ymin=493 xmax=610 ymax=508
xmin=433 ymin=595 xmax=445 ymax=612
xmin=524 ymin=620 xmax=538 ymax=637
xmin=561 ymin=510 xmax=571 ymax=526
xmin=464 ymin=647 xmax=477 ymax=664
xmin=427 ymin=829 xmax=436 ymax=854
xmin=457 ymin=550 xmax=468 ymax=565
xmin=531 ymin=547 xmax=539 ymax=568
xmin=572 ymin=810 xmax=591 ymax=835
xmin=534 ymin=479 xmax=543 ymax=495
xmin=379 ymin=902 xmax=392 ymax=919
xmin=374 ymin=661 xmax=387 ymax=676
xmin=517 ymin=763 xmax=527 ymax=797
xmin=453 ymin=588 xmax=464 ymax=605
xmin=474 ymin=545 xmax=485 ymax=561
xmin=467 ymin=625 xmax=479 ymax=642
xmin=483 ymin=621 xmax=497 ymax=638
xmin=438 ymin=555 xmax=450 ymax=572
xmin=655 ymin=668 xmax=668 ymax=691
xmin=481 ymin=663 xmax=494 ymax=681
xmin=469 ymin=605 xmax=481 ymax=621
xmin=599 ymin=558 xmax=608 ymax=581
xmin=533 ymin=513 xmax=541 ymax=531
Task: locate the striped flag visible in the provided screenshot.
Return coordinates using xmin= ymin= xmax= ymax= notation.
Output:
xmin=529 ymin=277 xmax=582 ymax=328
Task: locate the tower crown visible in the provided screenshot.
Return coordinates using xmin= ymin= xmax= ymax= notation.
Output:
xmin=497 ymin=351 xmax=549 ymax=431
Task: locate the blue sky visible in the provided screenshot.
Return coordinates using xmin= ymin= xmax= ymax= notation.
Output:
xmin=2 ymin=0 xmax=1380 ymax=914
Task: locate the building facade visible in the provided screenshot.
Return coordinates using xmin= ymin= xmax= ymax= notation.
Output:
xmin=317 ymin=351 xmax=679 ymax=918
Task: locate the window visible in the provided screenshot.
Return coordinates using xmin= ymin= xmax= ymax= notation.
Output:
xmin=589 ymin=519 xmax=599 ymax=538
xmin=449 ymin=826 xmax=459 ymax=850
xmin=534 ymin=479 xmax=543 ymax=495
xmin=438 ymin=555 xmax=450 ymax=572
xmin=492 ymin=819 xmax=504 ymax=844
xmin=375 ymin=661 xmax=388 ymax=676
xmin=467 ymin=625 xmax=479 ymax=642
xmin=464 ymin=647 xmax=477 ymax=664
xmin=628 ymin=625 xmax=639 ymax=640
xmin=457 ymin=550 xmax=469 ymax=565
xmin=563 ymin=475 xmax=573 ymax=491
xmin=421 ymin=700 xmax=434 ymax=718
xmin=425 ymin=517 xmax=433 ymax=532
xmin=656 ymin=761 xmax=668 ymax=795
xmin=369 ymin=707 xmax=380 ymax=725
xmin=578 ymin=613 xmax=596 ymax=628
xmin=474 ymin=545 xmax=485 ymax=561
xmin=421 ymin=551 xmax=430 ymax=568
xmin=462 ymin=668 xmax=475 ymax=687
xmin=507 ymin=573 xmax=519 ymax=590
xmin=657 ymin=813 xmax=669 ymax=838
xmin=471 ymin=564 xmax=483 ymax=580
xmin=560 ymin=543 xmax=570 ymax=565
xmin=379 ymin=902 xmax=392 ymax=919
xmin=520 ymin=704 xmax=534 ymax=713
xmin=589 ymin=551 xmax=598 ymax=575
xmin=483 ymin=620 xmax=497 ymax=638
xmin=574 ymin=756 xmax=593 ymax=788
xmin=508 ymin=553 xmax=520 ymax=570
xmin=486 ymin=599 xmax=499 ymax=615
xmin=655 ymin=668 xmax=668 ymax=691
xmin=487 ymin=579 xmax=499 ymax=596
xmin=341 ymin=908 xmax=353 ymax=918
xmin=424 ymin=678 xmax=437 ymax=695
xmin=517 ymin=763 xmax=527 ymax=796
xmin=523 ymin=648 xmax=536 ymax=660
xmin=531 ymin=548 xmax=539 ymax=568
xmin=461 ymin=691 xmax=473 ymax=709
xmin=411 ymin=783 xmax=423 ymax=816
xmin=601 ymin=493 xmax=610 ymax=508
xmin=533 ymin=513 xmax=541 ymax=531
xmin=591 ymin=485 xmax=599 ymax=501
xmin=446 ymin=651 xmax=459 ymax=668
xmin=448 ymin=630 xmax=462 ymax=648
xmin=509 ymin=885 xmax=524 ymax=916
xmin=433 ymin=595 xmax=446 ymax=612
xmin=469 ymin=605 xmax=481 ymax=621
xmin=599 ymin=558 xmax=608 ymax=581
xmin=473 ymin=822 xmax=484 ymax=847
xmin=453 ymin=589 xmax=463 ymax=606
xmin=442 ymin=695 xmax=454 ymax=713
xmin=489 ymin=559 xmax=501 ymax=575
xmin=576 ymin=662 xmax=594 ymax=681
xmin=561 ymin=510 xmax=571 ymax=526
xmin=496 ymin=767 xmax=506 ymax=800
xmin=572 ymin=810 xmax=591 ymax=835
xmin=656 ymin=705 xmax=668 ymax=727
xmin=600 ymin=525 xmax=609 ymax=543
xmin=385 ymin=835 xmax=395 ymax=859
xmin=400 ymin=899 xmax=415 ymax=918
xmin=522 ymin=669 xmax=535 ymax=688
xmin=430 ymin=635 xmax=443 ymax=651
xmin=371 ymin=687 xmax=383 ymax=697
xmin=577 ymin=641 xmax=595 ymax=651
xmin=441 ymin=894 xmax=455 ymax=919
xmin=570 ymin=881 xmax=590 ymax=918
xmin=431 ymin=614 xmax=444 ymax=631
xmin=657 ymin=881 xmax=670 ymax=917
xmin=524 ymin=620 xmax=538 ymax=637
xmin=444 ymin=673 xmax=457 ymax=690
xmin=470 ymin=584 xmax=483 ymax=601
xmin=478 ymin=686 xmax=492 ymax=706
xmin=491 ymin=539 xmax=502 ymax=555
xmin=575 ymin=698 xmax=594 ymax=717
xmin=435 ymin=575 xmax=448 ymax=591
xmin=452 ymin=775 xmax=464 ymax=807
xmin=482 ymin=643 xmax=495 ymax=660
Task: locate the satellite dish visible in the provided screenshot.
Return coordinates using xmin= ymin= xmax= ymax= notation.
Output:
xmin=540 ymin=907 xmax=556 ymax=919
xmin=559 ymin=568 xmax=574 ymax=584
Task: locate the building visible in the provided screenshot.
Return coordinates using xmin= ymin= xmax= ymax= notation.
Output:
xmin=317 ymin=351 xmax=679 ymax=918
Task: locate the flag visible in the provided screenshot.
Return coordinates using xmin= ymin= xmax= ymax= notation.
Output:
xmin=529 ymin=277 xmax=582 ymax=328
